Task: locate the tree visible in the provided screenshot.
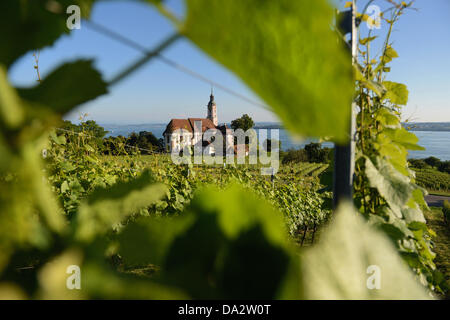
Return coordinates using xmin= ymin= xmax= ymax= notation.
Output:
xmin=424 ymin=156 xmax=441 ymax=168
xmin=61 ymin=120 xmax=108 ymax=150
xmin=438 ymin=161 xmax=450 ymax=174
xmin=304 ymin=142 xmax=329 ymax=163
xmin=231 ymin=114 xmax=254 ymax=131
xmin=408 ymin=158 xmax=427 ymax=169
xmin=281 ymin=149 xmax=308 ymax=164
xmin=126 ymin=131 xmax=162 ymax=154
xmin=80 ymin=120 xmax=108 ymax=139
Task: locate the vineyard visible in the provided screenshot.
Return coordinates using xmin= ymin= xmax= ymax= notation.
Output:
xmin=0 ymin=0 xmax=448 ymax=301
xmin=48 ymin=129 xmax=332 ymax=242
xmin=412 ymin=168 xmax=450 ymax=192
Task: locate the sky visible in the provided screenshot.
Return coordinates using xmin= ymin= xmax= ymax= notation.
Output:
xmin=8 ymin=0 xmax=450 ymax=124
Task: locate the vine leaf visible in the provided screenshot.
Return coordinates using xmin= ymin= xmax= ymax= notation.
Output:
xmin=0 ymin=0 xmax=96 ymax=67
xmin=183 ymin=0 xmax=354 ymax=142
xmin=355 ymin=65 xmax=385 ymax=97
xmin=359 ymin=36 xmax=377 ymax=45
xmin=375 ymin=108 xmax=400 ymax=129
xmin=18 ymin=60 xmax=108 ymax=115
xmin=118 ymin=184 xmax=293 ymax=299
xmin=365 ymin=157 xmax=416 ymax=218
xmin=384 ymin=128 xmax=424 ymax=151
xmin=382 ymin=45 xmax=399 ymax=64
xmin=74 ymin=171 xmax=167 ymax=242
xmin=37 ymin=249 xmax=188 ymax=299
xmin=300 ymin=201 xmax=431 ymax=299
xmin=383 ymin=81 xmax=409 ymax=105
xmin=117 ymin=214 xmax=195 ymax=266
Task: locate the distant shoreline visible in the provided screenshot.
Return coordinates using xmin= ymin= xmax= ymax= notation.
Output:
xmin=255 ymin=122 xmax=450 ymax=132
xmin=99 ymin=122 xmax=450 ymax=132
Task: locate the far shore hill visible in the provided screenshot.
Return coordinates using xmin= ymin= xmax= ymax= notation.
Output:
xmin=253 ymin=122 xmax=450 ymax=131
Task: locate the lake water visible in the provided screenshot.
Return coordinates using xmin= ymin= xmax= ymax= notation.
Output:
xmin=102 ymin=124 xmax=450 ymax=160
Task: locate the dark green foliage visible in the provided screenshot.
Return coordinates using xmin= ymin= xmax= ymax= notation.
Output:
xmin=282 ymin=149 xmax=309 ymax=164
xmin=80 ymin=120 xmax=108 ymax=139
xmin=126 ymin=131 xmax=163 ymax=153
xmin=230 ymin=114 xmax=254 ymax=131
xmin=117 ymin=184 xmax=294 ymax=299
xmin=439 ymin=161 xmax=450 ymax=174
xmin=410 ymin=157 xmax=450 ymax=175
xmin=304 ymin=143 xmax=331 ymax=163
xmin=0 ymin=1 xmax=94 ymax=67
xmin=424 ymin=156 xmax=441 ymax=168
xmin=282 ymin=143 xmax=331 ymax=164
xmin=103 ymin=136 xmax=128 ymax=155
xmin=58 ymin=120 xmax=108 ymax=151
xmin=408 ymin=158 xmax=428 ymax=169
xmin=18 ymin=60 xmax=108 ymax=114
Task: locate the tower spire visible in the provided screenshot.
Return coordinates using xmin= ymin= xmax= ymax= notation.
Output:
xmin=207 ymin=88 xmax=218 ymax=126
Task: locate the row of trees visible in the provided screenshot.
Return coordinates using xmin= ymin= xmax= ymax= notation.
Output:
xmin=281 ymin=143 xmax=332 ymax=164
xmin=61 ymin=120 xmax=163 ymax=154
xmin=409 ymin=157 xmax=450 ymax=174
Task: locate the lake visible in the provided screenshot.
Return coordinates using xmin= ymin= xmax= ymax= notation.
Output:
xmin=102 ymin=124 xmax=450 ymax=161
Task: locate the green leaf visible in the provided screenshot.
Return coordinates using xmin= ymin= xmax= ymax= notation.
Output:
xmin=119 ymin=184 xmax=294 ymax=299
xmin=193 ymin=184 xmax=287 ymax=246
xmin=359 ymin=36 xmax=377 ymax=45
xmin=75 ymin=171 xmax=167 ymax=242
xmin=385 ymin=46 xmax=399 ymax=58
xmin=184 ymin=0 xmax=353 ymax=142
xmin=382 ymin=45 xmax=399 ymax=64
xmin=38 ymin=249 xmax=188 ymax=299
xmin=402 ymin=208 xmax=426 ymax=225
xmin=300 ymin=201 xmax=432 ymax=299
xmin=0 ymin=1 xmax=95 ymax=67
xmin=383 ymin=81 xmax=409 ymax=105
xmin=0 ymin=65 xmax=25 ymax=128
xmin=375 ymin=108 xmax=400 ymax=129
xmin=384 ymin=127 xmax=424 ymax=151
xmin=355 ymin=65 xmax=385 ymax=97
xmin=18 ymin=60 xmax=108 ymax=115
xmin=118 ymin=214 xmax=195 ymax=266
xmin=365 ymin=157 xmax=415 ymax=218
xmin=60 ymin=180 xmax=69 ymax=193
xmin=82 ymin=262 xmax=189 ymax=299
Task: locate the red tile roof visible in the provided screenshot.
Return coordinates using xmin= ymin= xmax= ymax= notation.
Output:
xmin=164 ymin=118 xmax=216 ymax=135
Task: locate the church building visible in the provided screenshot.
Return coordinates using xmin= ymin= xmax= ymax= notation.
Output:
xmin=163 ymin=91 xmax=233 ymax=155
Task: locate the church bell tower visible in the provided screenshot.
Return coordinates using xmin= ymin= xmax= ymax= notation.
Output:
xmin=207 ymin=88 xmax=218 ymax=126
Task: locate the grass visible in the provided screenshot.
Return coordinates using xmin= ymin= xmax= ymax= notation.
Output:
xmin=424 ymin=207 xmax=450 ymax=298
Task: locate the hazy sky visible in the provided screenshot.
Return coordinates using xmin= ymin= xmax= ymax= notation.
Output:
xmin=9 ymin=0 xmax=450 ymax=124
